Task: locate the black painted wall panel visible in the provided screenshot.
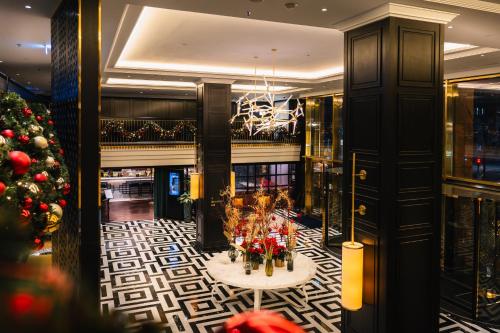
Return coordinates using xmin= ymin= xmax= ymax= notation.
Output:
xmin=342 ymin=17 xmax=443 ymax=333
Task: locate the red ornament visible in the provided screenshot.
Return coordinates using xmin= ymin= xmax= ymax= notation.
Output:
xmin=8 ymin=151 xmax=31 ymax=175
xmin=63 ymin=183 xmax=71 ymax=195
xmin=21 ymin=209 xmax=30 ymax=219
xmin=31 ymin=158 xmax=38 ymax=164
xmin=47 ymin=120 xmax=54 ymax=126
xmin=23 ymin=197 xmax=33 ymax=209
xmin=0 ymin=181 xmax=5 ymax=196
xmin=22 ymin=107 xmax=33 ymax=117
xmin=34 ymin=173 xmax=48 ymax=183
xmin=59 ymin=148 xmax=64 ymax=156
xmin=1 ymin=129 xmax=15 ymax=138
xmin=18 ymin=135 xmax=30 ymax=144
xmin=9 ymin=292 xmax=35 ymax=316
xmin=48 ymin=139 xmax=55 ymax=145
xmin=58 ymin=199 xmax=67 ymax=207
xmin=34 ymin=238 xmax=43 ymax=250
xmin=36 ymin=115 xmax=43 ymax=122
xmin=39 ymin=202 xmax=49 ymax=212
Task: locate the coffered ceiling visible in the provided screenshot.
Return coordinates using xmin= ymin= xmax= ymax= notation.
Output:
xmin=1 ymin=0 xmax=500 ymax=97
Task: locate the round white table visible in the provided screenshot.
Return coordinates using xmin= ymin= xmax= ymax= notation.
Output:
xmin=206 ymin=252 xmax=317 ymax=311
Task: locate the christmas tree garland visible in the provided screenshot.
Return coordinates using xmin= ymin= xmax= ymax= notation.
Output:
xmin=0 ymin=93 xmax=70 ymax=250
xmin=100 ymin=120 xmax=196 ymax=141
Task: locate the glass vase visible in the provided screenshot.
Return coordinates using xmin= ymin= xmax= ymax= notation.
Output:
xmin=252 ymin=259 xmax=260 ymax=270
xmin=286 ymin=251 xmax=295 ymax=272
xmin=265 ymin=258 xmax=274 ymax=277
xmin=244 ymin=262 xmax=252 ymax=275
xmin=228 ymin=246 xmax=239 ymax=263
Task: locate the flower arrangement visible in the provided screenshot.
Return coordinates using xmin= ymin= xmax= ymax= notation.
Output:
xmin=221 ymin=185 xmax=299 ymax=276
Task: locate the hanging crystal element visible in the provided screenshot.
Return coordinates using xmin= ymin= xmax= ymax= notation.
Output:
xmin=231 ymin=78 xmax=304 ymax=136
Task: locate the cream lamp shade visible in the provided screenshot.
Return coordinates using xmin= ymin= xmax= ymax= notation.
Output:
xmin=341 ymin=241 xmax=364 ymax=311
xmin=230 ymin=171 xmax=236 ymax=197
xmin=190 ymin=172 xmax=200 ymax=200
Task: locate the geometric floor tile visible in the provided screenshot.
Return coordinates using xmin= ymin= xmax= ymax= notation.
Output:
xmin=101 ymin=218 xmax=498 ymax=333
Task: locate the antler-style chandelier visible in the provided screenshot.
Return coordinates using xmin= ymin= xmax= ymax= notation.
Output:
xmin=230 ymin=50 xmax=304 ymax=136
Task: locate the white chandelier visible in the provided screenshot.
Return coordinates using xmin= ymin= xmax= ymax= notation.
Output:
xmin=230 ymin=51 xmax=304 ymax=136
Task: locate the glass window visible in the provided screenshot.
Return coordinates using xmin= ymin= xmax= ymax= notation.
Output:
xmin=234 ymin=165 xmax=248 ymax=178
xmin=269 ymin=164 xmax=276 ymax=175
xmin=258 ymin=164 xmax=268 ymax=175
xmin=445 ymin=78 xmax=500 ymax=183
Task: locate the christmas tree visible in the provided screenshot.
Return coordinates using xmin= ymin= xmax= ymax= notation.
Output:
xmin=0 ymin=92 xmax=70 ymax=258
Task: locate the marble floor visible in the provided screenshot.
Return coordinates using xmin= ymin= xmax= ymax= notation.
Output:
xmin=100 ymin=217 xmax=499 ymax=333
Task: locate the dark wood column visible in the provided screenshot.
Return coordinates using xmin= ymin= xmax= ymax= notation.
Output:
xmin=51 ymin=0 xmax=101 ymax=310
xmin=342 ymin=17 xmax=444 ymax=333
xmin=195 ymin=82 xmax=232 ymax=251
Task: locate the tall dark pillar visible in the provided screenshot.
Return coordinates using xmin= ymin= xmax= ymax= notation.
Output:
xmin=195 ymin=82 xmax=232 ymax=251
xmin=51 ymin=0 xmax=101 ymax=310
xmin=342 ymin=17 xmax=444 ymax=333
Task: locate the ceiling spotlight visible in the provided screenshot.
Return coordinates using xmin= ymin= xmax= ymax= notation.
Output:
xmin=139 ymin=91 xmax=143 ymax=94
xmin=481 ymin=54 xmax=485 ymax=57
xmin=284 ymin=2 xmax=299 ymax=9
xmin=321 ymin=8 xmax=328 ymax=12
xmin=15 ymin=73 xmax=20 ymax=76
xmin=24 ymin=5 xmax=32 ymax=9
xmin=0 ymin=60 xmax=3 ymax=63
xmin=448 ymin=25 xmax=453 ymax=29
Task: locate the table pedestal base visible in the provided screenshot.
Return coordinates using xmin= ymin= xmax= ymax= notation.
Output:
xmin=211 ymin=282 xmax=309 ymax=311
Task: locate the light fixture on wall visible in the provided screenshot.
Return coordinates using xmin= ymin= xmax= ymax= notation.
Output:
xmin=190 ymin=172 xmax=200 ymax=200
xmin=230 ymin=171 xmax=236 ymax=198
xmin=231 ymin=49 xmax=304 ymax=136
xmin=341 ymin=152 xmax=367 ymax=311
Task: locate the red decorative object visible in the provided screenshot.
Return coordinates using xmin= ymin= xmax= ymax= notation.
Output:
xmin=8 ymin=151 xmax=31 ymax=175
xmin=58 ymin=199 xmax=67 ymax=207
xmin=34 ymin=173 xmax=48 ymax=183
xmin=36 ymin=115 xmax=43 ymax=121
xmin=22 ymin=107 xmax=33 ymax=117
xmin=63 ymin=183 xmax=70 ymax=195
xmin=31 ymin=158 xmax=38 ymax=164
xmin=23 ymin=197 xmax=33 ymax=209
xmin=47 ymin=120 xmax=54 ymax=126
xmin=0 ymin=181 xmax=6 ymax=196
xmin=39 ymin=202 xmax=49 ymax=212
xmin=48 ymin=139 xmax=55 ymax=145
xmin=59 ymin=148 xmax=64 ymax=156
xmin=21 ymin=209 xmax=30 ymax=219
xmin=9 ymin=292 xmax=35 ymax=317
xmin=18 ymin=135 xmax=30 ymax=144
xmin=224 ymin=311 xmax=306 ymax=333
xmin=1 ymin=129 xmax=15 ymax=138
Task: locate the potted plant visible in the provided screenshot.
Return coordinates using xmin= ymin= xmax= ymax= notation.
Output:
xmin=177 ymin=192 xmax=193 ymax=222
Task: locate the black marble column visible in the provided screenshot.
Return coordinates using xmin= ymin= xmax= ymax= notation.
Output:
xmin=51 ymin=0 xmax=101 ymax=310
xmin=195 ymin=82 xmax=232 ymax=251
xmin=342 ymin=17 xmax=444 ymax=333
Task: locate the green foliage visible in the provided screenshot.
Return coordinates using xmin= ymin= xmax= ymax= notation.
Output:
xmin=0 ymin=92 xmax=70 ymax=250
xmin=177 ymin=192 xmax=193 ymax=205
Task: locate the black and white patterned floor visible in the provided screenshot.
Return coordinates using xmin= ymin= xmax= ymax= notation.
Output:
xmin=100 ymin=218 xmax=499 ymax=333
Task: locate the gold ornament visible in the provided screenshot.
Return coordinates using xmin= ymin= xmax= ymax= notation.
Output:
xmin=29 ymin=125 xmax=43 ymax=135
xmin=34 ymin=136 xmax=49 ymax=149
xmin=46 ymin=156 xmax=55 ymax=168
xmin=49 ymin=203 xmax=63 ymax=219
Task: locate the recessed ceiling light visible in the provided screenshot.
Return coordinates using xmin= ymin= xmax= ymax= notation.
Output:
xmin=0 ymin=60 xmax=3 ymax=63
xmin=448 ymin=25 xmax=453 ymax=29
xmin=481 ymin=54 xmax=485 ymax=57
xmin=24 ymin=5 xmax=32 ymax=9
xmin=15 ymin=73 xmax=20 ymax=76
xmin=139 ymin=91 xmax=143 ymax=94
xmin=284 ymin=2 xmax=299 ymax=9
xmin=321 ymin=8 xmax=328 ymax=12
